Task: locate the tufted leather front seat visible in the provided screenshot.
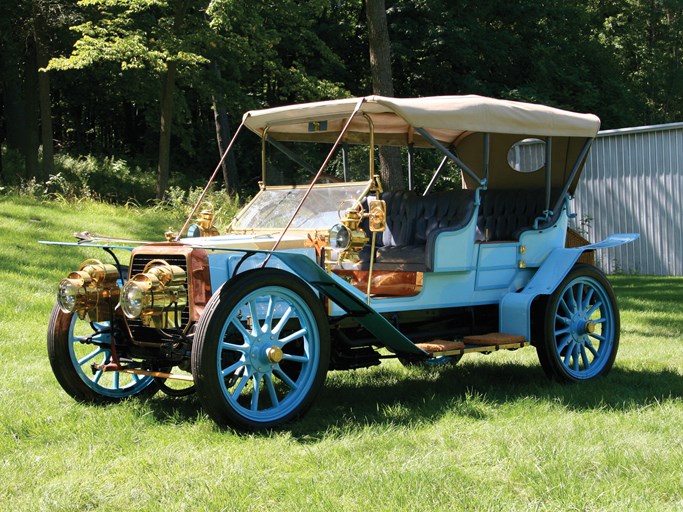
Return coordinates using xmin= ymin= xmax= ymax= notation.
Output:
xmin=359 ymin=189 xmax=476 ymax=272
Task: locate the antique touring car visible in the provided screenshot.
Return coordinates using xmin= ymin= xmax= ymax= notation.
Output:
xmin=45 ymin=95 xmax=637 ymax=429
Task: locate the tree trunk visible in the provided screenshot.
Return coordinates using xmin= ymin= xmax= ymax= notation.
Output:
xmin=156 ymin=60 xmax=177 ymax=200
xmin=212 ymin=96 xmax=239 ymax=194
xmin=211 ymin=61 xmax=239 ymax=194
xmin=23 ymin=40 xmax=40 ymax=181
xmin=0 ymin=37 xmax=28 ymax=183
xmin=35 ymin=24 xmax=54 ymax=179
xmin=155 ymin=0 xmax=191 ymax=200
xmin=365 ymin=0 xmax=403 ymax=191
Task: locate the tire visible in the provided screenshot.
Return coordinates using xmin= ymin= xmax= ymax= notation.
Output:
xmin=47 ymin=304 xmax=158 ymax=403
xmin=537 ymin=264 xmax=620 ymax=382
xmin=191 ymin=269 xmax=330 ymax=430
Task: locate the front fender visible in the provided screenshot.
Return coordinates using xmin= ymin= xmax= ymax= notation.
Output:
xmin=499 ymin=233 xmax=639 ymax=341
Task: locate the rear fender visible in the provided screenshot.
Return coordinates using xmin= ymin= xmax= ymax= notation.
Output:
xmin=499 ymin=233 xmax=639 ymax=341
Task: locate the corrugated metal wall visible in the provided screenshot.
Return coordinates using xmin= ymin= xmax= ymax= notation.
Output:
xmin=573 ymin=123 xmax=683 ymax=275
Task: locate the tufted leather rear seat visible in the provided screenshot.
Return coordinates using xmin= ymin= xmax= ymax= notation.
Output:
xmin=476 ymin=188 xmax=564 ymax=241
xmin=359 ymin=189 xmax=476 ymax=272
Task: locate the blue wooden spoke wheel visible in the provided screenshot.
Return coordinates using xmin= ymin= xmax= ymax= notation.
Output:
xmin=47 ymin=305 xmax=158 ymax=402
xmin=537 ymin=264 xmax=620 ymax=382
xmin=191 ymin=269 xmax=330 ymax=430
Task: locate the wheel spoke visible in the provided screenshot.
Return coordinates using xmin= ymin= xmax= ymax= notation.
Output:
xmin=229 ymin=318 xmax=253 ymax=341
xmin=113 ymin=371 xmax=120 ymax=389
xmin=221 ymin=359 xmax=245 ymax=378
xmin=93 ymin=370 xmax=103 ymax=384
xmin=280 ymin=328 xmax=307 ymax=345
xmin=221 ymin=340 xmax=248 ymax=353
xmin=571 ymin=345 xmax=580 ymax=371
xmin=250 ymin=376 xmax=261 ymax=411
xmin=272 ymin=306 xmax=294 ymax=335
xmin=556 ymin=315 xmax=571 ymax=326
xmin=586 ymin=300 xmax=603 ymax=317
xmin=77 ymin=347 xmax=104 ymax=366
xmin=557 ymin=334 xmax=572 ymax=354
xmin=248 ymin=299 xmax=261 ymax=332
xmin=582 ymin=288 xmax=595 ymax=311
xmin=563 ymin=343 xmax=573 ymax=366
xmin=265 ymin=376 xmax=279 ymax=407
xmin=264 ymin=296 xmax=276 ymax=328
xmin=281 ymin=353 xmax=309 ymax=364
xmin=576 ymin=283 xmax=585 ymax=311
xmin=566 ymin=287 xmax=577 ymax=311
xmin=559 ymin=297 xmax=573 ymax=317
xmin=585 ymin=338 xmax=599 ymax=357
xmin=232 ymin=374 xmax=249 ymax=397
xmin=589 ymin=332 xmax=606 ymax=342
xmin=555 ymin=326 xmax=571 ymax=336
xmin=580 ymin=346 xmax=591 ymax=369
xmin=274 ymin=367 xmax=298 ymax=390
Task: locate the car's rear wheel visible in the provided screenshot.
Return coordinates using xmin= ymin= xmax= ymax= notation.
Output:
xmin=47 ymin=304 xmax=158 ymax=402
xmin=191 ymin=269 xmax=330 ymax=430
xmin=537 ymin=264 xmax=619 ymax=382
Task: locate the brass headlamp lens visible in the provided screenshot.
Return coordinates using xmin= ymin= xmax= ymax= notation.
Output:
xmin=57 ymin=277 xmax=85 ymax=313
xmin=120 ymin=259 xmax=187 ymax=327
xmin=329 ymin=223 xmax=351 ymax=250
xmin=121 ymin=278 xmax=149 ymax=318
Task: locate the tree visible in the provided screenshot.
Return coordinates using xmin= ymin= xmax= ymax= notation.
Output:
xmin=590 ymin=0 xmax=683 ymax=125
xmin=365 ymin=0 xmax=403 ymax=191
xmin=47 ymin=0 xmax=209 ymax=199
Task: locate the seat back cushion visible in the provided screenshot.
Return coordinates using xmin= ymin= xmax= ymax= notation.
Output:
xmin=477 ymin=189 xmax=560 ymax=241
xmin=381 ymin=190 xmax=418 ymax=247
xmin=415 ymin=189 xmax=477 ymax=244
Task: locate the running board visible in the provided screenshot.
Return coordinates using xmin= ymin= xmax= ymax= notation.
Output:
xmin=417 ymin=333 xmax=529 ymax=358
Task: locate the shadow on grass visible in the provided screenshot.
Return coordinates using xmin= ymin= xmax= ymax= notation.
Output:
xmin=292 ymin=362 xmax=682 ymax=439
xmin=140 ymin=359 xmax=682 ymax=439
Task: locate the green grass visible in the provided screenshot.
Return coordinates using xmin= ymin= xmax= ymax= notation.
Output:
xmin=1 ymin=195 xmax=681 ymax=511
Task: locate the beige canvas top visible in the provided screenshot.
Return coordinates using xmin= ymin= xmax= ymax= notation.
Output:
xmin=243 ymin=95 xmax=601 ymax=146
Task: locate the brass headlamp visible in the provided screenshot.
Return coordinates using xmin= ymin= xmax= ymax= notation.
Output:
xmin=186 ymin=202 xmax=220 ymax=238
xmin=328 ymin=205 xmax=368 ymax=263
xmin=57 ymin=259 xmax=120 ymax=322
xmin=327 ymin=199 xmax=386 ymax=265
xmin=120 ymin=259 xmax=187 ymax=328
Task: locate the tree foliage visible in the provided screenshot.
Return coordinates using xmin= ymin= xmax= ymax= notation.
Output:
xmin=1 ymin=0 xmax=682 ymax=197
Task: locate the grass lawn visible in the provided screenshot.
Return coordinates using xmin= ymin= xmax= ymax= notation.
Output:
xmin=0 ymin=195 xmax=681 ymax=511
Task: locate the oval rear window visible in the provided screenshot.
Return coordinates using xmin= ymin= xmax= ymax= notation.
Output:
xmin=507 ymin=138 xmax=545 ymax=173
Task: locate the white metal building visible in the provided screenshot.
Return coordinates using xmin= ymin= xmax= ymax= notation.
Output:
xmin=573 ymin=122 xmax=683 ymax=275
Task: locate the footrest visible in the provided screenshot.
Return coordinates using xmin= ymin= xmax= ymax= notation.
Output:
xmin=415 ymin=340 xmax=465 ymax=354
xmin=463 ymin=333 xmax=526 ymax=346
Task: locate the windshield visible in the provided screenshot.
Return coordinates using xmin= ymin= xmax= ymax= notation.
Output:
xmin=231 ymin=182 xmax=370 ymax=231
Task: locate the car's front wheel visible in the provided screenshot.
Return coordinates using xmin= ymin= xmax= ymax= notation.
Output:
xmin=191 ymin=269 xmax=330 ymax=430
xmin=47 ymin=304 xmax=158 ymax=402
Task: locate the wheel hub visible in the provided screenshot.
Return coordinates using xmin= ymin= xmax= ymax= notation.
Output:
xmin=246 ymin=332 xmax=282 ymax=373
xmin=569 ymin=314 xmax=592 ymax=345
xmin=267 ymin=346 xmax=283 ymax=363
